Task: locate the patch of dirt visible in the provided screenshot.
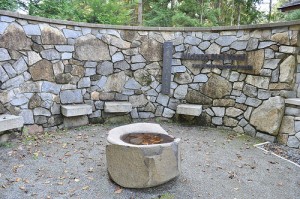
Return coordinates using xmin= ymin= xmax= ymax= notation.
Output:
xmin=261 ymin=143 xmax=300 ymax=166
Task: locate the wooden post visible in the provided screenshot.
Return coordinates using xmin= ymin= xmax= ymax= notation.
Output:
xmin=138 ymin=0 xmax=142 ymax=26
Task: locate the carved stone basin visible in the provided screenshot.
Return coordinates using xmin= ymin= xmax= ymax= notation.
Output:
xmin=106 ymin=123 xmax=181 ymax=188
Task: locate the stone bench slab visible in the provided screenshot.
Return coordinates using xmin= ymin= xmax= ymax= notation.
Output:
xmin=176 ymin=104 xmax=202 ymax=116
xmin=0 ymin=115 xmax=24 ymax=132
xmin=285 ymin=98 xmax=300 ymax=106
xmin=61 ymin=104 xmax=92 ymax=117
xmin=104 ymin=102 xmax=132 ymax=113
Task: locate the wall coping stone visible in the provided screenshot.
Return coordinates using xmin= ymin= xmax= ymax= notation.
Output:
xmin=1 ymin=10 xmax=300 ymax=32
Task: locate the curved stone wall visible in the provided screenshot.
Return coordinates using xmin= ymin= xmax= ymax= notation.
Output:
xmin=0 ymin=10 xmax=300 ymax=148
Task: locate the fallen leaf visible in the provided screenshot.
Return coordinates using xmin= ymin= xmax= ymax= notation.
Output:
xmin=15 ymin=178 xmax=22 ymax=182
xmin=82 ymin=186 xmax=89 ymax=190
xmin=19 ymin=186 xmax=26 ymax=191
xmin=74 ymin=178 xmax=80 ymax=182
xmin=114 ymin=187 xmax=123 ymax=194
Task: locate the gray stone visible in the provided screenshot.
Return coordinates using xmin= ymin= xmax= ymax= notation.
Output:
xmin=114 ymin=60 xmax=130 ymax=70
xmin=193 ymin=74 xmax=208 ymax=83
xmin=279 ymin=46 xmax=298 ymax=54
xmin=271 ymin=68 xmax=279 ymax=82
xmin=20 ymin=109 xmax=34 ymax=124
xmin=28 ymin=51 xmax=42 ymax=65
xmin=156 ymin=93 xmax=170 ymax=106
xmin=104 ymin=35 xmax=131 ymax=49
xmin=104 ymin=71 xmax=126 ymax=92
xmin=250 ymin=96 xmax=285 ymax=136
xmin=206 ymin=43 xmax=220 ymax=54
xmin=55 ymin=45 xmax=74 ymax=52
xmin=41 ymin=81 xmax=61 ymax=94
xmin=203 ymin=33 xmax=219 ymax=40
xmin=184 ymin=36 xmax=201 ymax=45
xmin=215 ymin=36 xmax=237 ymax=46
xmin=0 ymin=22 xmax=8 ymax=34
xmin=0 ymin=48 xmax=11 ymax=61
xmin=140 ymin=39 xmax=162 ymax=61
xmin=174 ymin=85 xmax=188 ymax=99
xmin=129 ymin=94 xmax=148 ymax=108
xmin=279 ymin=55 xmax=296 ymax=83
xmin=3 ymin=63 xmax=16 ymax=78
xmin=63 ymin=115 xmax=89 ymax=128
xmin=11 ymin=94 xmax=28 ymax=106
xmin=60 ymin=90 xmax=83 ymax=104
xmin=243 ymin=84 xmax=257 ymax=97
xmin=229 ymin=71 xmax=239 ymax=82
xmin=199 ymin=41 xmax=211 ymax=50
xmin=41 ymin=49 xmax=60 ymax=60
xmin=189 ymin=46 xmax=203 ymax=54
xmin=256 ymin=132 xmax=276 ymax=142
xmin=223 ymin=116 xmax=238 ymax=127
xmin=125 ymin=78 xmax=141 ymax=89
xmin=246 ymin=38 xmax=259 ymax=51
xmin=13 ymin=57 xmax=27 ymax=74
xmin=186 ymin=90 xmax=212 ymax=105
xmin=85 ymin=61 xmax=97 ymax=68
xmin=212 ymin=107 xmax=225 ymax=117
xmin=265 ymin=49 xmax=275 ymax=59
xmin=285 ymin=107 xmax=300 ymax=117
xmin=287 ymin=136 xmax=300 ymax=148
xmin=41 ymin=25 xmax=66 ymax=44
xmin=132 ymin=54 xmax=146 ymax=63
xmin=295 ymin=121 xmax=300 ymax=133
xmin=260 ymin=69 xmax=272 ymax=76
xmin=245 ymin=97 xmax=262 ymax=107
xmin=23 ymin=24 xmax=41 ymax=36
xmin=239 ymin=119 xmax=248 ymax=127
xmin=257 ymin=89 xmax=271 ymax=100
xmin=61 ymin=104 xmax=92 ymax=117
xmin=172 ymin=66 xmax=186 ymax=73
xmin=112 ymin=52 xmax=124 ymax=63
xmin=1 ymin=75 xmax=24 ymax=89
xmin=0 ymin=65 xmax=9 ymax=82
xmin=212 ymin=117 xmax=222 ymax=125
xmin=78 ymin=77 xmax=91 ymax=88
xmin=34 ymin=107 xmax=51 ymax=116
xmin=296 ymin=132 xmax=300 ymax=140
xmin=263 ymin=59 xmax=280 ymax=69
xmin=63 ymin=29 xmax=81 ymax=38
xmin=131 ymin=63 xmax=146 ymax=70
xmin=75 ymin=34 xmax=110 ymax=61
xmin=230 ymin=41 xmax=247 ymax=50
xmin=134 ymin=69 xmax=151 ymax=86
xmin=85 ymin=68 xmax=96 ymax=76
xmin=97 ymin=61 xmax=113 ymax=75
xmin=244 ymin=124 xmax=256 ymax=136
xmin=0 ymin=115 xmax=24 ymax=132
xmin=258 ymin=41 xmax=276 ymax=49
xmin=162 ymin=108 xmax=175 ymax=118
xmin=245 ymin=75 xmax=269 ymax=89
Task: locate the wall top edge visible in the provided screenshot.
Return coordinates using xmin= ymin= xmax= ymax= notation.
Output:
xmin=1 ymin=10 xmax=300 ymax=32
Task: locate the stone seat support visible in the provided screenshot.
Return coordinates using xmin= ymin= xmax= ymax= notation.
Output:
xmin=104 ymin=101 xmax=132 ymax=113
xmin=61 ymin=104 xmax=92 ymax=128
xmin=0 ymin=114 xmax=24 ymax=132
xmin=176 ymin=104 xmax=202 ymax=116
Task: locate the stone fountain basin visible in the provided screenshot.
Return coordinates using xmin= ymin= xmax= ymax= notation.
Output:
xmin=106 ymin=123 xmax=180 ymax=188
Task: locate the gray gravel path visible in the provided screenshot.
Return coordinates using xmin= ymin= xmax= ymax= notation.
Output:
xmin=0 ymin=122 xmax=300 ymax=199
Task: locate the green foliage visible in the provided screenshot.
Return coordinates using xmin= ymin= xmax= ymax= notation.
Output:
xmin=171 ymin=12 xmax=200 ymax=27
xmin=0 ymin=0 xmax=19 ymax=11
xmin=285 ymin=10 xmax=300 ymax=21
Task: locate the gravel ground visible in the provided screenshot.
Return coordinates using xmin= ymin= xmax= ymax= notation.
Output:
xmin=0 ymin=122 xmax=300 ymax=199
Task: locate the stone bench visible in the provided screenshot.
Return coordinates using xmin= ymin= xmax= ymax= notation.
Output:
xmin=176 ymin=104 xmax=202 ymax=116
xmin=104 ymin=102 xmax=132 ymax=113
xmin=61 ymin=104 xmax=92 ymax=128
xmin=0 ymin=114 xmax=24 ymax=132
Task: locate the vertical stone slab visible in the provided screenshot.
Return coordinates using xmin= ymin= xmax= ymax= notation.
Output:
xmin=161 ymin=42 xmax=173 ymax=95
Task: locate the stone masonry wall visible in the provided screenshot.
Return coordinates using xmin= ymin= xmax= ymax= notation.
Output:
xmin=0 ymin=11 xmax=300 ymax=148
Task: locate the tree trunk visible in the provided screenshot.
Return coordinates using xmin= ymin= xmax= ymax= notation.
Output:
xmin=269 ymin=0 xmax=272 ymax=22
xmin=138 ymin=0 xmax=142 ymax=25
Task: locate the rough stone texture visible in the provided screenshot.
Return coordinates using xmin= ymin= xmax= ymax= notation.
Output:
xmin=186 ymin=90 xmax=212 ymax=105
xmin=287 ymin=136 xmax=300 ymax=148
xmin=29 ymin=60 xmax=55 ymax=82
xmin=140 ymin=39 xmax=162 ymax=61
xmin=134 ymin=69 xmax=152 ymax=86
xmin=245 ymin=75 xmax=270 ymax=89
xmin=256 ymin=132 xmax=276 ymax=142
xmin=279 ymin=116 xmax=295 ymax=135
xmin=75 ymin=34 xmax=110 ymax=61
xmin=61 ymin=104 xmax=92 ymax=117
xmin=104 ymin=71 xmax=126 ymax=92
xmin=174 ymin=72 xmax=193 ymax=84
xmin=176 ymin=104 xmax=202 ymax=116
xmin=0 ymin=23 xmax=32 ymax=50
xmin=250 ymin=96 xmax=285 ymax=136
xmin=271 ymin=32 xmax=289 ymax=45
xmin=174 ymin=85 xmax=188 ymax=99
xmin=63 ymin=115 xmax=89 ymax=128
xmin=279 ymin=55 xmax=296 ymax=83
xmin=41 ymin=25 xmax=66 ymax=44
xmin=104 ymin=102 xmax=132 ymax=113
xmin=213 ymin=99 xmax=235 ymax=107
xmin=226 ymin=107 xmax=243 ymax=117
xmin=201 ymin=75 xmax=232 ymax=99
xmin=129 ymin=95 xmax=148 ymax=108
xmin=239 ymin=50 xmax=264 ymax=75
xmin=0 ymin=48 xmax=10 ymax=61
xmin=60 ymin=90 xmax=83 ymax=104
